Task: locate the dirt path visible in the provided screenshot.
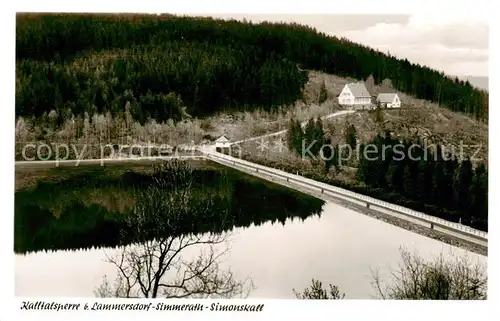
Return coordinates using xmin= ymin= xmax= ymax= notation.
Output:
xmin=231 ymin=109 xmax=355 ymax=145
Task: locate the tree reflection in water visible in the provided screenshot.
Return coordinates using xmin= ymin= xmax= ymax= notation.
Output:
xmin=96 ymin=160 xmax=254 ymax=298
xmin=16 ymin=160 xmax=325 ymax=298
xmin=15 ymin=160 xmax=324 ymax=254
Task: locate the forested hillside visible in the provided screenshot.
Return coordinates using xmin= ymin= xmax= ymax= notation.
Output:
xmin=16 ymin=13 xmax=488 ymax=124
xmin=235 ymin=116 xmax=488 ymax=231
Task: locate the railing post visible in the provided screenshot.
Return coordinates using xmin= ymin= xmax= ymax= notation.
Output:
xmin=208 ymin=155 xmax=487 ymax=241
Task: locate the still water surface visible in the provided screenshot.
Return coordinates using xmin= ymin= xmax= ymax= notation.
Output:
xmin=16 ymin=200 xmax=486 ymax=299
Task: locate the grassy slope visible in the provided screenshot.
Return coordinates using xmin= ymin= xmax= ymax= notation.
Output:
xmin=198 ymin=70 xmax=351 ymax=142
xmin=332 ymin=106 xmax=489 ymax=164
xmin=324 ymin=86 xmax=488 ymax=165
xmin=15 ymin=68 xmax=487 ymax=164
xmin=232 ymin=70 xmax=488 ymax=165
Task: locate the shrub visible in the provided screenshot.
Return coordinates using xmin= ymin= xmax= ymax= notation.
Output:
xmin=293 ymin=279 xmax=345 ymax=299
xmin=372 ymin=248 xmax=487 ymax=300
xmin=295 ymin=248 xmax=487 ymax=300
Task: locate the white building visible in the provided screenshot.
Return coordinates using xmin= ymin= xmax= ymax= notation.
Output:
xmin=215 ymin=135 xmax=231 ymax=148
xmin=159 ymin=144 xmax=173 ymax=154
xmin=376 ymin=93 xmax=401 ymax=108
xmin=337 ymin=83 xmax=372 ymax=109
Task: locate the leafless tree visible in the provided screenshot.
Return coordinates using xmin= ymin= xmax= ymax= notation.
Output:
xmin=95 ymin=160 xmax=254 ymax=298
xmin=295 ymin=247 xmax=486 ymax=300
xmin=15 ymin=117 xmax=28 ymax=143
xmin=293 ymin=279 xmax=345 ymax=299
xmin=380 ymin=78 xmax=394 ymax=92
xmin=95 ymin=233 xmax=253 ymax=299
xmin=371 ymin=247 xmax=487 ymax=300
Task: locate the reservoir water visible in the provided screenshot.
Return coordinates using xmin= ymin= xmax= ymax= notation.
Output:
xmin=15 ymin=161 xmax=487 ymax=298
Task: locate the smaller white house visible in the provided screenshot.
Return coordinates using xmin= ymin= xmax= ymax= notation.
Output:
xmin=215 ymin=135 xmax=231 ymax=148
xmin=159 ymin=144 xmax=174 ymax=155
xmin=376 ymin=93 xmax=401 ymax=108
xmin=337 ymin=83 xmax=372 ymax=109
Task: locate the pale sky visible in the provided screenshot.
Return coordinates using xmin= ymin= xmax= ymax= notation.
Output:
xmin=207 ymin=14 xmax=489 ymax=77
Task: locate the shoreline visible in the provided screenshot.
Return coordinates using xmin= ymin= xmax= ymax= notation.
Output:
xmin=223 ymin=161 xmax=488 ymax=257
xmin=15 ymin=155 xmax=488 ymax=256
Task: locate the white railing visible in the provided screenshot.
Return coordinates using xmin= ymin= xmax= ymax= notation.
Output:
xmin=16 ymin=148 xmax=487 ymax=244
xmin=204 ymin=151 xmax=488 ymax=243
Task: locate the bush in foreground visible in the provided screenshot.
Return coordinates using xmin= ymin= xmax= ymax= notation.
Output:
xmin=295 ymin=248 xmax=487 ymax=300
xmin=293 ymin=279 xmax=345 ymax=299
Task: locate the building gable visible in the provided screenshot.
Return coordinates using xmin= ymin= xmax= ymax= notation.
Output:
xmin=339 ymin=84 xmax=353 ymax=98
xmin=215 ymin=135 xmax=230 ymax=143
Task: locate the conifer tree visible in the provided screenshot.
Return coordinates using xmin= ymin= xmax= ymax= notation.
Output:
xmin=313 ymin=117 xmax=325 ymax=156
xmin=402 ymin=163 xmax=415 ymax=197
xmin=286 ymin=118 xmax=298 ymax=152
xmin=376 ymin=131 xmax=395 ymax=188
xmin=322 ymin=138 xmax=334 ymax=173
xmin=356 ymin=143 xmax=369 ymax=183
xmin=365 ymin=74 xmax=375 ymax=95
xmin=386 ymin=159 xmax=405 ymax=193
xmin=470 ymin=162 xmax=488 ymax=224
xmin=332 ymin=144 xmax=342 ymax=171
xmin=420 ymin=154 xmax=435 ymax=202
xmin=344 ymin=124 xmax=357 ymax=152
xmin=453 ymin=157 xmax=474 ymax=216
xmin=374 ymin=101 xmax=384 ymax=123
xmin=286 ymin=118 xmax=304 ymax=155
xmin=318 ymin=81 xmax=328 ymax=104
xmin=432 ymin=148 xmax=447 ymax=207
xmin=414 ymin=160 xmax=428 ymax=200
xmin=443 ymin=155 xmax=459 ymax=209
xmin=304 ymin=118 xmax=317 ymax=158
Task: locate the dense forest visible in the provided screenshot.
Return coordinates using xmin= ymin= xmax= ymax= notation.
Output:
xmin=280 ymin=117 xmax=488 ymax=231
xmin=16 ymin=13 xmax=489 ymax=125
xmin=356 ymin=134 xmax=488 ymax=230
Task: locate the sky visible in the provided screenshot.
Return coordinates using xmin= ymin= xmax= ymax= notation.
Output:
xmin=206 ymin=14 xmax=489 ymax=78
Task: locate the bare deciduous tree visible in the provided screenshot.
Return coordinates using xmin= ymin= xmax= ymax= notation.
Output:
xmin=380 ymin=78 xmax=394 ymax=92
xmin=83 ymin=112 xmax=91 ymax=143
xmin=15 ymin=117 xmax=28 ymax=143
xmin=371 ymin=247 xmax=487 ymax=300
xmin=95 ymin=160 xmax=254 ymax=299
xmin=295 ymin=247 xmax=486 ymax=300
xmin=95 ymin=233 xmax=253 ymax=299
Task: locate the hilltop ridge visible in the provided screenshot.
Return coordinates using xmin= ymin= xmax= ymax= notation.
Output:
xmin=16 ymin=13 xmax=488 ymax=124
xmin=460 ymin=76 xmax=488 ymax=91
